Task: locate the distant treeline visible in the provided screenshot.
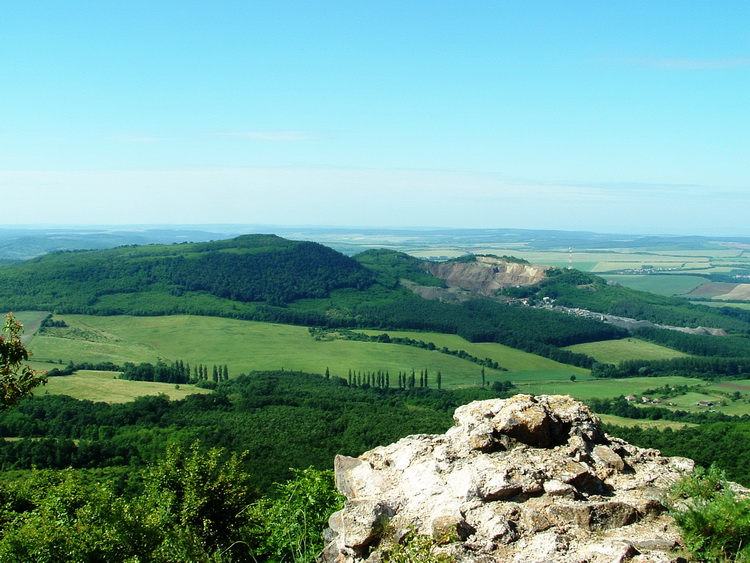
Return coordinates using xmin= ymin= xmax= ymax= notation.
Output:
xmin=591 ymin=325 xmax=750 ymax=380
xmin=632 ymin=326 xmax=750 ymax=357
xmin=46 ymin=360 xmax=229 ymax=386
xmin=588 ymin=396 xmax=747 ymax=424
xmin=356 ymin=296 xmax=624 ymax=368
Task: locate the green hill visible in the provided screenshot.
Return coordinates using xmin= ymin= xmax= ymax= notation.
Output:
xmin=0 ymin=234 xmax=374 ymax=314
xmin=5 ymin=234 xmax=750 ymax=374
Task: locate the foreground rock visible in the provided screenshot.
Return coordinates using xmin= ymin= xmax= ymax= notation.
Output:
xmin=321 ymin=395 xmax=693 ymax=562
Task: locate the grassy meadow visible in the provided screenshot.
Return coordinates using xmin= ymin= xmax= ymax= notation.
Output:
xmin=39 ymin=370 xmax=211 ymax=403
xmin=27 ymin=315 xmax=518 ymax=390
xmin=15 ymin=308 xmax=750 ymax=418
xmin=564 ymin=337 xmax=689 ymax=364
xmin=597 ymin=413 xmax=695 ymax=430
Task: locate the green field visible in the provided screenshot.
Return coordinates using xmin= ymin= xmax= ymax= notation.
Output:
xmin=356 ymin=329 xmax=589 ymax=380
xmin=598 ymin=413 xmax=694 ymax=430
xmin=18 ymin=314 xmax=749 ymax=415
xmin=27 ymin=315 xmax=519 ymax=390
xmin=565 ymin=338 xmax=689 ymax=364
xmin=516 ymin=376 xmax=704 ymax=401
xmin=40 ymin=370 xmax=211 ymax=403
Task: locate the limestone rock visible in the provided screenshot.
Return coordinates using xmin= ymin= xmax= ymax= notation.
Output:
xmin=321 ymin=395 xmax=696 ymax=562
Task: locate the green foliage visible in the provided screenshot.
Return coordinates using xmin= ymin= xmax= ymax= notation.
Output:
xmin=538 ymin=268 xmax=750 ymax=333
xmin=354 ymin=249 xmax=445 ymax=288
xmin=0 ymin=449 xmax=343 ymax=562
xmin=0 ymin=371 xmax=458 ymax=491
xmin=0 ymin=469 xmax=150 ymax=562
xmin=139 ymin=442 xmax=258 ymax=560
xmin=0 ymin=235 xmax=374 ymax=313
xmin=0 ymin=313 xmax=47 ymax=411
xmin=632 ymin=326 xmax=750 ymax=357
xmin=669 ymin=465 xmax=750 ymax=562
xmin=245 ymin=467 xmax=343 ymax=562
xmin=593 ymin=356 xmax=750 ymax=380
xmin=380 ymin=529 xmax=456 ymax=562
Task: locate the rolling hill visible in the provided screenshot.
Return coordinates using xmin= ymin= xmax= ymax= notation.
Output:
xmin=3 ymin=234 xmax=750 ymax=373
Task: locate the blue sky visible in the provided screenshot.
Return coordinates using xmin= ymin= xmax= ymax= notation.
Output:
xmin=2 ymin=1 xmax=749 ymax=235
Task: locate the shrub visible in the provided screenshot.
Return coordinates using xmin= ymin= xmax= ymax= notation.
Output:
xmin=669 ymin=464 xmax=750 ymax=562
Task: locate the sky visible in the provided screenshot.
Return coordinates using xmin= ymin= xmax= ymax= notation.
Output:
xmin=2 ymin=1 xmax=749 ymax=236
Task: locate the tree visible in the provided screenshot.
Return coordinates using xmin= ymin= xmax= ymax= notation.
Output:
xmin=0 ymin=313 xmax=47 ymax=411
xmin=139 ymin=441 xmax=257 ymax=558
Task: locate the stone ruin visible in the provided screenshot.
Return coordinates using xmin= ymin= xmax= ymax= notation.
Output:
xmin=321 ymin=394 xmax=695 ymax=562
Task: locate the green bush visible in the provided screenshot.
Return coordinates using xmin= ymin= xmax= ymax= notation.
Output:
xmin=669 ymin=464 xmax=750 ymax=562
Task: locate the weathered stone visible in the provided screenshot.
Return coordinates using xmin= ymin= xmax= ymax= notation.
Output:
xmin=593 ymin=444 xmax=626 ymax=472
xmin=320 ymin=395 xmax=706 ymax=562
xmin=334 ymin=500 xmax=394 ymax=550
xmin=543 ymin=479 xmax=576 ymax=498
xmin=577 ymin=539 xmax=639 ymax=562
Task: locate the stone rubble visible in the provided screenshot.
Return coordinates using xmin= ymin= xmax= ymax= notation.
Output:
xmin=321 ymin=394 xmax=694 ymax=562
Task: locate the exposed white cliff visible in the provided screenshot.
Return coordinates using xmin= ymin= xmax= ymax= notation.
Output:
xmin=322 ymin=395 xmax=694 ymax=562
xmin=422 ymin=257 xmax=550 ymax=297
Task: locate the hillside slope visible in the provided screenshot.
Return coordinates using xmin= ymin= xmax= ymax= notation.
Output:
xmin=0 ymin=234 xmax=374 ymax=313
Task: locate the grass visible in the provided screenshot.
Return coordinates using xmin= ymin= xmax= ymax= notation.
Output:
xmin=516 ymin=375 xmax=704 ymax=402
xmin=7 ymin=311 xmax=49 ymax=345
xmin=20 ymin=314 xmax=749 ymax=414
xmin=355 ymin=329 xmax=589 ymax=376
xmin=597 ymin=413 xmax=694 ymax=430
xmin=27 ymin=315 xmax=518 ymax=390
xmin=39 ymin=370 xmax=211 ymax=403
xmin=564 ymin=338 xmax=689 ymax=364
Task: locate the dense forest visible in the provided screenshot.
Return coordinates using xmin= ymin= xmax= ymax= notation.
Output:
xmin=0 ymin=371 xmax=504 ymax=492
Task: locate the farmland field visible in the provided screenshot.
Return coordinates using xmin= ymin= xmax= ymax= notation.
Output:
xmin=564 ymin=338 xmax=689 ymax=364
xmin=17 ymin=314 xmax=750 ymax=413
xmin=686 ymin=282 xmax=740 ymax=299
xmin=600 ymin=274 xmax=707 ymax=296
xmin=714 ymin=284 xmax=750 ymax=301
xmin=26 ymin=315 xmax=520 ymax=390
xmin=40 ymin=370 xmax=210 ymax=403
xmin=597 ymin=414 xmax=694 ymax=430
xmin=515 ymin=376 xmax=704 ymax=402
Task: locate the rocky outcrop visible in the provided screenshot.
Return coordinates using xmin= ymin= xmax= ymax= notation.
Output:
xmin=321 ymin=395 xmax=694 ymax=562
xmin=422 ymin=257 xmax=550 ymax=297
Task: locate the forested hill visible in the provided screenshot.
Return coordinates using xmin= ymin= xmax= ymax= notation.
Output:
xmin=0 ymin=234 xmax=374 ymax=312
xmin=3 ymin=234 xmax=749 ymax=356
